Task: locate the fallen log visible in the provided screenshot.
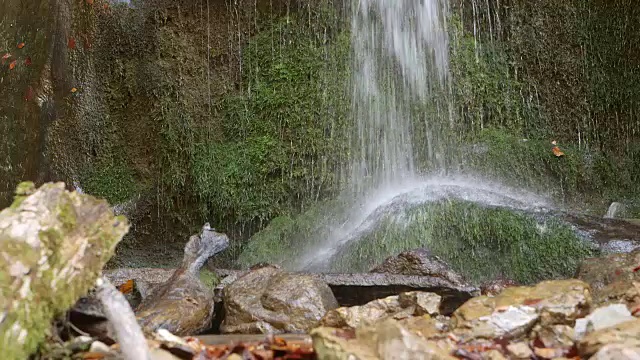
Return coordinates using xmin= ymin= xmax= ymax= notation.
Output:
xmin=0 ymin=182 xmax=129 ymax=360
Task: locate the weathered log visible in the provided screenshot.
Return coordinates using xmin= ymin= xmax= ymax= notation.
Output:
xmin=0 ymin=182 xmax=129 ymax=360
xmin=94 ymin=277 xmax=150 ymax=360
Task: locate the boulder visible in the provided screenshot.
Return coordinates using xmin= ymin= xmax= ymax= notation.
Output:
xmin=591 ymin=344 xmax=640 ymax=360
xmin=578 ymin=318 xmax=640 ymax=358
xmin=594 ymin=280 xmax=640 ymax=316
xmin=319 ymin=291 xmax=442 ymax=329
xmin=371 ymin=249 xmax=468 ymax=287
xmin=574 ymin=304 xmax=635 ymax=340
xmin=311 ymin=319 xmax=456 ymax=360
xmin=221 ymin=266 xmax=338 ymax=334
xmin=576 ymin=249 xmax=640 ymax=292
xmin=451 ymin=279 xmax=591 ymax=341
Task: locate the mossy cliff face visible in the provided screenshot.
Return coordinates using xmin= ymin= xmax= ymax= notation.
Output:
xmin=446 ymin=0 xmax=640 ymax=212
xmin=39 ymin=0 xmax=351 ymax=265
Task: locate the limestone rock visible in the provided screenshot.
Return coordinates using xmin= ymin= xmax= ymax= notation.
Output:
xmin=319 ymin=292 xmax=441 ymax=329
xmin=311 ymin=319 xmax=456 ymax=360
xmin=221 ymin=266 xmax=338 ymax=334
xmin=371 ymin=248 xmax=468 ymax=287
xmin=574 ymin=304 xmax=635 ymax=340
xmin=590 ymin=278 xmax=640 ymax=314
xmin=578 ymin=318 xmax=640 ymax=358
xmin=451 ymin=279 xmax=591 ymax=340
xmin=136 ymin=226 xmax=229 ymax=336
xmin=591 ymin=344 xmax=640 ymax=360
xmin=505 ymin=342 xmax=533 ymax=359
xmin=532 ymin=324 xmax=575 ymax=348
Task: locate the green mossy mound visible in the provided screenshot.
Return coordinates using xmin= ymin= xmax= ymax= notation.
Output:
xmin=239 ymin=198 xmax=599 ymax=285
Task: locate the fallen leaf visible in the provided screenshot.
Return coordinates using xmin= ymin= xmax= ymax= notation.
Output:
xmin=17 ymin=42 xmax=25 ymax=49
xmin=9 ymin=60 xmax=16 ymax=70
xmin=71 ymin=87 xmax=78 ymax=93
xmin=2 ymin=53 xmax=11 ymax=59
xmin=68 ymin=37 xmax=76 ymax=49
xmin=552 ymin=146 xmax=565 ymax=157
xmin=117 ymin=279 xmax=135 ymax=294
xmin=24 ymin=56 xmax=32 ymax=66
xmin=633 ymin=265 xmax=640 ymax=272
xmin=86 ymin=0 xmax=94 ymax=4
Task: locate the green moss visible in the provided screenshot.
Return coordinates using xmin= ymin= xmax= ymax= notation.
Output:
xmin=198 ymin=269 xmax=220 ymax=289
xmin=191 ymin=14 xmax=351 ymax=226
xmin=329 ymin=200 xmax=598 ymax=285
xmin=236 ymin=198 xmax=350 ymax=268
xmin=80 ymin=158 xmax=139 ymax=205
xmin=460 ymin=128 xmax=637 ymax=210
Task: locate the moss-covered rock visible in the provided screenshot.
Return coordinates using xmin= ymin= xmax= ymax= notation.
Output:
xmin=0 ymin=182 xmax=128 ymax=360
xmin=240 ymin=197 xmax=598 ymax=285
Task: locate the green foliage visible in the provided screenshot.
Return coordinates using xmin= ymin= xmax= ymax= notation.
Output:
xmin=329 ymin=200 xmax=599 ymax=285
xmin=192 ymin=15 xmax=351 ymax=226
xmin=449 ymin=14 xmax=537 ymax=135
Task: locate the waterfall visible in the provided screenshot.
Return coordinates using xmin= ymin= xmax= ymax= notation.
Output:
xmin=348 ymin=0 xmax=450 ymax=195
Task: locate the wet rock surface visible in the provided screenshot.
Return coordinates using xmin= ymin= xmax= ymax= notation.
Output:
xmin=562 ymin=213 xmax=640 ymax=253
xmin=221 ymin=266 xmax=339 ymax=334
xmin=371 ymin=248 xmax=469 ymax=287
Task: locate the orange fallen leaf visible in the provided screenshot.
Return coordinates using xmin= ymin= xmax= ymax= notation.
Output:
xmin=117 ymin=279 xmax=135 ymax=294
xmin=71 ymin=87 xmax=78 ymax=93
xmin=17 ymin=42 xmax=25 ymax=49
xmin=81 ymin=352 xmax=106 ymax=360
xmin=86 ymin=0 xmax=94 ymax=4
xmin=9 ymin=60 xmax=16 ymax=70
xmin=552 ymin=146 xmax=565 ymax=157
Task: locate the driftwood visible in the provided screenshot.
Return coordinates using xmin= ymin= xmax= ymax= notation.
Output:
xmin=94 ymin=277 xmax=150 ymax=360
xmin=0 ymin=182 xmax=129 ymax=360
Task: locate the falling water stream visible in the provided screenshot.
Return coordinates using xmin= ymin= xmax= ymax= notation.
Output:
xmin=292 ymin=0 xmax=555 ymax=271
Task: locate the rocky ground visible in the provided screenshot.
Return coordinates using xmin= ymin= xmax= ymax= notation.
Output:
xmin=41 ymin=247 xmax=640 ymax=360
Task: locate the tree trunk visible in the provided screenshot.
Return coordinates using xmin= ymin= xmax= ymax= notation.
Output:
xmin=0 ymin=182 xmax=129 ymax=360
